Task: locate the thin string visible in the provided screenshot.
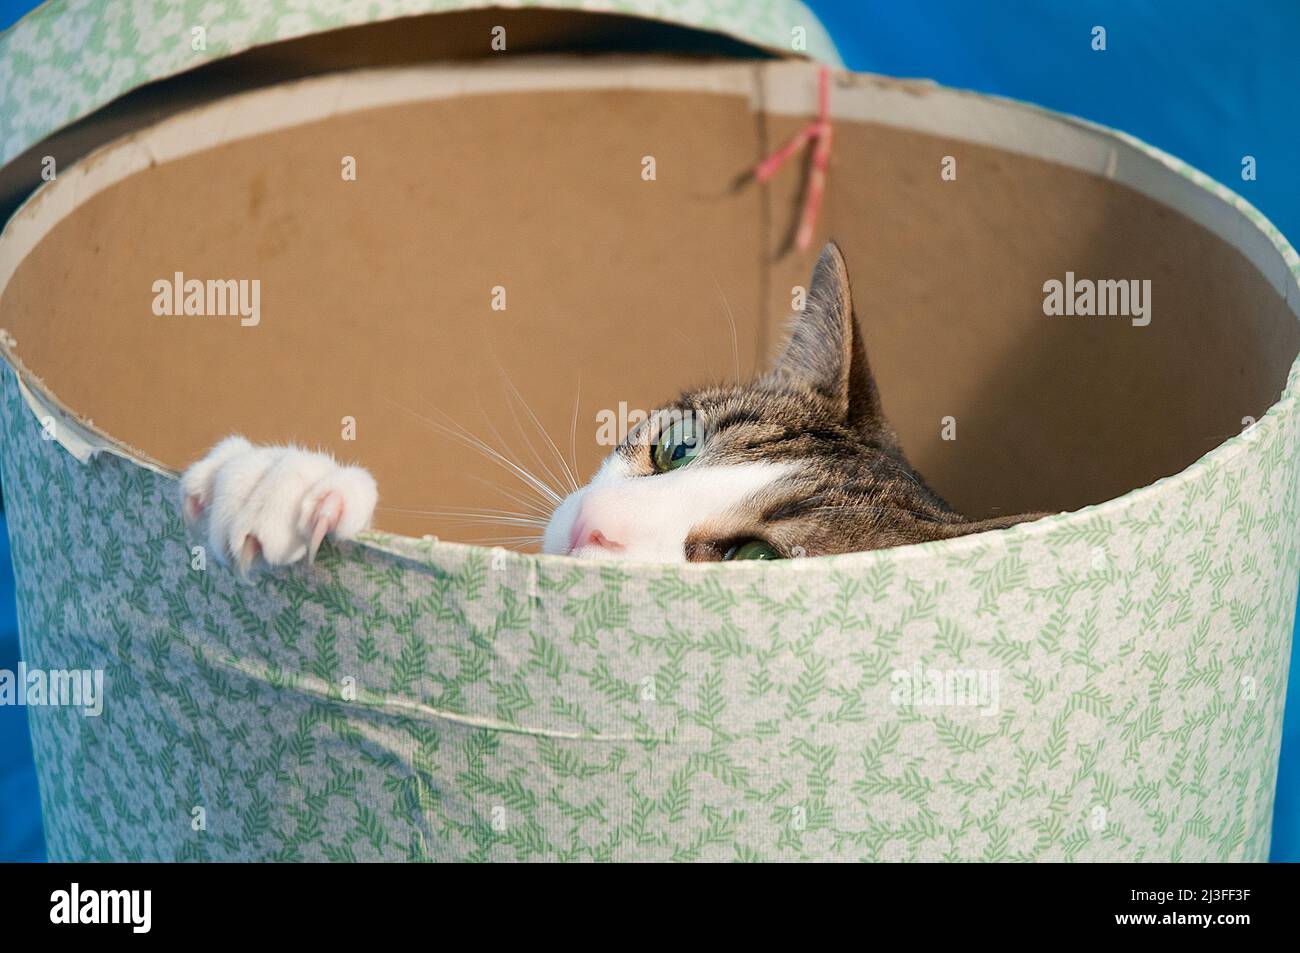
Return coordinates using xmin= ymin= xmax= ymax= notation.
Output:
xmin=752 ymin=66 xmax=833 ymax=251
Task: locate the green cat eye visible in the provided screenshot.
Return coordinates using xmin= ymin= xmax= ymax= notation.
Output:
xmin=724 ymin=540 xmax=782 ymax=561
xmin=651 ymin=418 xmax=703 ymax=472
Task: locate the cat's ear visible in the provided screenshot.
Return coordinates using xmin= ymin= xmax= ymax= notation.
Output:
xmin=765 ymin=241 xmax=891 ymax=435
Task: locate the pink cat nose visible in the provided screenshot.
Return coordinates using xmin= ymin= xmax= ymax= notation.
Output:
xmin=568 ymin=511 xmax=624 ymax=554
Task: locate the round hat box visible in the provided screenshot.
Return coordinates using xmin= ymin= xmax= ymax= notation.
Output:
xmin=0 ymin=3 xmax=1297 ymax=861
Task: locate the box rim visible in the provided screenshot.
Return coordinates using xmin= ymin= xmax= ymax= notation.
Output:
xmin=0 ymin=0 xmax=841 ymax=171
xmin=0 ymin=56 xmax=1296 ymax=574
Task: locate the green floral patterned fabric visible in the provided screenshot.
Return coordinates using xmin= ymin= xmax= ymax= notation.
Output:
xmin=0 ymin=0 xmax=839 ymax=167
xmin=2 ymin=358 xmax=1296 ymax=861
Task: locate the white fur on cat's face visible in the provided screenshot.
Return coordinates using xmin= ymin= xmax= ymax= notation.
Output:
xmin=542 ymin=452 xmax=792 ymax=562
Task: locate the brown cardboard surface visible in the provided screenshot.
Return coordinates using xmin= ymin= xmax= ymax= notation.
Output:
xmin=2 ymin=89 xmax=782 ymax=541
xmin=2 ymin=81 xmax=1296 ymax=541
xmin=820 ymin=119 xmax=1300 ymax=518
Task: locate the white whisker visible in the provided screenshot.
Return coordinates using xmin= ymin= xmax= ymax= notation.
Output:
xmin=504 ymin=399 xmax=569 ymax=498
xmin=711 ymin=273 xmax=742 ymax=387
xmin=568 ymin=378 xmax=583 ymax=491
xmin=468 ymin=476 xmax=555 ymax=520
xmin=498 ymin=367 xmax=582 ymax=495
xmin=380 ymin=395 xmax=563 ymax=507
xmin=376 ymin=505 xmax=548 ymax=528
xmin=465 ymin=533 xmax=546 ymax=548
xmin=473 ymin=395 xmax=552 ymax=496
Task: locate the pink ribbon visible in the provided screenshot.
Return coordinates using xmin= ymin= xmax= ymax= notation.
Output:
xmin=753 ymin=66 xmax=833 ymax=252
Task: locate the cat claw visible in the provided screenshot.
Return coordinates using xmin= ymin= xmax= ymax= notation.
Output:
xmin=183 ymin=492 xmax=206 ymax=528
xmin=238 ymin=534 xmax=262 ymax=578
xmin=308 ymin=491 xmax=344 ymax=564
xmin=179 ymin=440 xmax=377 ymax=575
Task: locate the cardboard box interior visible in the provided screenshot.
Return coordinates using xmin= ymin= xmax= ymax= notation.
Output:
xmin=1 ymin=70 xmax=1297 ymax=544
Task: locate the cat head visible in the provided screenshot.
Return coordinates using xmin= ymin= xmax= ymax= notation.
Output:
xmin=543 ymin=242 xmax=1036 ymax=562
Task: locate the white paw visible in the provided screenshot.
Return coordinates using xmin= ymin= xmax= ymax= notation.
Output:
xmin=180 ymin=436 xmax=378 ymax=574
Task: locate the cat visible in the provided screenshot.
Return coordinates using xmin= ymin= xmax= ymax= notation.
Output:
xmin=180 ymin=242 xmax=1045 ymax=570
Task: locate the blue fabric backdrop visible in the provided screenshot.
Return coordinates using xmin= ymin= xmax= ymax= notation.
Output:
xmin=0 ymin=0 xmax=1296 ymax=861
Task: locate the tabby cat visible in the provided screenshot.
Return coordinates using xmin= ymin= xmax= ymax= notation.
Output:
xmin=180 ymin=243 xmax=1044 ymax=569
